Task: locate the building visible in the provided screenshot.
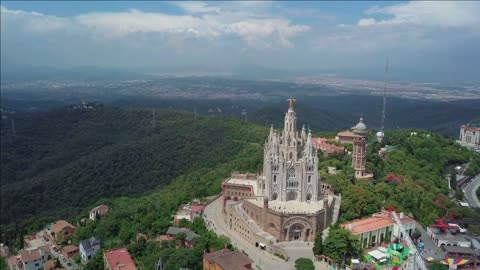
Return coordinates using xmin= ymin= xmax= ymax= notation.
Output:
xmin=7 ymin=255 xmax=23 ymax=270
xmin=335 ymin=131 xmax=355 ymax=144
xmin=312 ymin=138 xmax=345 ymax=157
xmin=221 ymin=98 xmax=339 ymax=249
xmin=103 ymin=248 xmax=137 ymax=270
xmin=426 ymin=226 xmax=472 ymax=248
xmin=203 ymin=249 xmax=253 ymax=270
xmin=459 ymin=124 xmax=480 ymax=147
xmin=173 ymin=204 xmax=204 ymax=225
xmin=89 ymin=205 xmax=110 ymax=220
xmin=42 ymin=259 xmax=58 ymax=270
xmin=80 ymin=237 xmax=100 ymax=264
xmin=19 ymin=248 xmax=48 ymax=270
xmin=341 ymin=210 xmax=416 ymax=248
xmin=1 ymin=243 xmax=10 ymax=258
xmin=159 ymin=227 xmax=198 ymax=248
xmin=351 ymin=118 xmax=374 ymax=180
xmin=61 ymin=245 xmax=79 ymax=260
xmin=49 ymin=220 xmax=75 ymax=243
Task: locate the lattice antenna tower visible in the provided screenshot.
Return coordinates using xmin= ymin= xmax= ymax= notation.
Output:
xmin=377 ymin=58 xmax=389 ymax=143
xmin=380 ymin=58 xmax=389 ymax=132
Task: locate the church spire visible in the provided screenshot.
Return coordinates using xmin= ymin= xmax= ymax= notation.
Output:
xmin=287 ymin=97 xmax=296 ymax=111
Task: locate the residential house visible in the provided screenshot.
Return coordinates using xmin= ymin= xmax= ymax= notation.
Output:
xmin=341 ymin=210 xmax=416 ymax=248
xmin=312 ymin=137 xmax=345 ymax=156
xmin=335 ymin=131 xmax=355 ymax=144
xmin=61 ymin=245 xmax=79 ymax=260
xmin=7 ymin=255 xmax=22 ymax=270
xmin=89 ymin=205 xmax=109 ymax=221
xmin=203 ymin=249 xmax=253 ymax=270
xmin=19 ymin=248 xmax=48 ymax=270
xmin=173 ymin=204 xmax=204 ymax=226
xmin=79 ymin=237 xmax=100 ymax=264
xmin=160 ymin=227 xmax=198 ymax=249
xmin=103 ymin=248 xmax=137 ymax=270
xmin=50 ymin=221 xmax=76 ymax=243
xmin=0 ymin=243 xmax=9 ymax=258
xmin=43 ymin=259 xmax=58 ymax=270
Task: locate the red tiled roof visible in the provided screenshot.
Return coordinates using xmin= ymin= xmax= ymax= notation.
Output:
xmin=7 ymin=256 xmax=21 ymax=267
xmin=90 ymin=204 xmax=109 ymax=215
xmin=461 ymin=125 xmax=480 ymax=132
xmin=20 ymin=249 xmax=42 ymax=263
xmin=204 ymin=249 xmax=252 ymax=270
xmin=51 ymin=220 xmax=75 ymax=234
xmin=104 ymin=247 xmax=137 ymax=270
xmin=191 ymin=205 xmax=204 ymax=212
xmin=341 ymin=211 xmax=415 ymax=235
xmin=62 ymin=245 xmax=79 ymax=253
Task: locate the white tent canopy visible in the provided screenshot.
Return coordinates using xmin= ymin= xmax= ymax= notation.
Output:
xmin=368 ymin=250 xmax=388 ymax=263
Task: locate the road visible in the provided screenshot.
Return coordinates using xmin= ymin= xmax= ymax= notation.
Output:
xmin=203 ymin=196 xmax=326 ymax=270
xmin=37 ymin=230 xmax=80 ymax=270
xmin=464 ymin=174 xmax=480 ymax=208
xmin=414 ymin=223 xmax=445 ymax=261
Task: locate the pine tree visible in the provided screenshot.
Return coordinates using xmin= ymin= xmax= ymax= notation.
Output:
xmin=312 ymin=231 xmax=323 ymax=255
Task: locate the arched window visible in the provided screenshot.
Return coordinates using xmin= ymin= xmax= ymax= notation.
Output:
xmin=272 ymin=193 xmax=278 ymax=200
xmin=273 ymin=175 xmax=277 ymax=183
xmin=289 ymin=152 xmax=293 ymax=160
xmin=288 ymin=167 xmax=295 ymax=178
xmin=308 ymin=176 xmax=311 ymax=183
xmin=306 ymin=194 xmax=312 ymax=201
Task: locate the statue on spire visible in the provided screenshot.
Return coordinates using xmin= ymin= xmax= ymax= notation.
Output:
xmin=287 ymin=97 xmax=296 ymax=111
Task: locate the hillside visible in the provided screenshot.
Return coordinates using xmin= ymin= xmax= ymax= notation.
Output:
xmin=0 ymin=106 xmax=267 ymax=228
xmin=2 ymin=105 xmax=480 ymax=269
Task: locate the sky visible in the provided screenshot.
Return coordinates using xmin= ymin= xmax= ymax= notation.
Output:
xmin=1 ymin=1 xmax=480 ymax=81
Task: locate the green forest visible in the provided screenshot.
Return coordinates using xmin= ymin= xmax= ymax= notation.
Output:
xmin=1 ymin=105 xmax=480 ymax=269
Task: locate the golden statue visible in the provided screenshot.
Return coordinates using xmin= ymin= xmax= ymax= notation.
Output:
xmin=287 ymin=97 xmax=296 ymax=110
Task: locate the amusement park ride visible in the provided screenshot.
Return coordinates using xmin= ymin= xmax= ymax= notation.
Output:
xmin=387 ymin=207 xmax=427 ymax=270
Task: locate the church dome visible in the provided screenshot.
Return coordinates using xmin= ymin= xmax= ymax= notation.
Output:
xmin=354 ymin=117 xmax=367 ymax=131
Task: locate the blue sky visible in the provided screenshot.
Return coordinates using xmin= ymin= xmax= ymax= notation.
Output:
xmin=1 ymin=1 xmax=479 ymax=81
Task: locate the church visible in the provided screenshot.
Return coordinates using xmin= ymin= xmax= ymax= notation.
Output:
xmin=221 ymin=98 xmax=339 ymax=247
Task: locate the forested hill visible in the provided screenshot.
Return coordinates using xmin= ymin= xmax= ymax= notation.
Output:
xmin=0 ymin=106 xmax=267 ymax=227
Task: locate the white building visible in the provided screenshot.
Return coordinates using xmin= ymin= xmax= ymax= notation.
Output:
xmin=19 ymin=248 xmax=48 ymax=270
xmin=341 ymin=210 xmax=416 ymax=248
xmin=257 ymin=97 xmax=321 ymax=202
xmin=79 ymin=237 xmax=100 ymax=263
xmin=459 ymin=125 xmax=480 ymax=147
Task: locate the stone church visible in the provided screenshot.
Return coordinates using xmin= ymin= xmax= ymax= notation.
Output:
xmin=222 ymin=98 xmax=339 ymax=247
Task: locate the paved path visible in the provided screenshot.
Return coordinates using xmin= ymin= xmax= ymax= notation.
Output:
xmin=203 ymin=196 xmax=321 ymax=270
xmin=464 ymin=174 xmax=480 ymax=208
xmin=415 ymin=223 xmax=445 ymax=261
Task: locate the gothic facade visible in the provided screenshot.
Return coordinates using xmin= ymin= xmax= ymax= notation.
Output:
xmin=257 ymin=98 xmax=320 ymax=202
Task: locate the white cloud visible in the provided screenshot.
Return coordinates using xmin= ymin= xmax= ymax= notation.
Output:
xmin=360 ymin=1 xmax=480 ymax=27
xmin=357 ymin=18 xmax=376 ymax=27
xmin=172 ymin=2 xmax=221 ymax=14
xmin=1 ymin=5 xmax=309 ymax=48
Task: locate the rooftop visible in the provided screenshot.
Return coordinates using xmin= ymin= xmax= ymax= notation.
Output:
xmin=204 ymin=249 xmax=252 ymax=270
xmin=80 ymin=237 xmax=100 ymax=252
xmin=90 ymin=204 xmax=109 ymax=215
xmin=20 ymin=249 xmax=42 ymax=263
xmin=51 ymin=220 xmax=75 ymax=233
xmin=165 ymin=227 xmax=198 ymax=242
xmin=428 ymin=227 xmax=472 ymax=243
xmin=224 ymin=177 xmax=258 ymax=196
xmin=337 ymin=131 xmax=355 ymax=138
xmin=341 ymin=211 xmax=415 ymax=234
xmin=104 ymin=247 xmax=137 ymax=270
xmin=246 ymin=195 xmax=333 ymax=214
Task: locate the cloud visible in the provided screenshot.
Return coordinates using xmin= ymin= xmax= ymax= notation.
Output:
xmin=172 ymin=2 xmax=221 ymax=14
xmin=357 ymin=18 xmax=376 ymax=27
xmin=1 ymin=4 xmax=309 ymax=48
xmin=360 ymin=1 xmax=480 ymax=27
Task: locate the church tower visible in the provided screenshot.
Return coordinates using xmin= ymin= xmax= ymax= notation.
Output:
xmin=352 ymin=118 xmax=372 ymax=179
xmin=261 ymin=98 xmax=320 ymax=202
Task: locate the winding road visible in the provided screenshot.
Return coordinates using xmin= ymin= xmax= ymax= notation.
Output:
xmin=464 ymin=174 xmax=480 ymax=208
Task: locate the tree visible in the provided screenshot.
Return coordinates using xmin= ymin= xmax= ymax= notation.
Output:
xmin=295 ymin=258 xmax=315 ymax=270
xmin=323 ymin=225 xmax=362 ymax=264
xmin=312 ymin=231 xmax=323 ymax=255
